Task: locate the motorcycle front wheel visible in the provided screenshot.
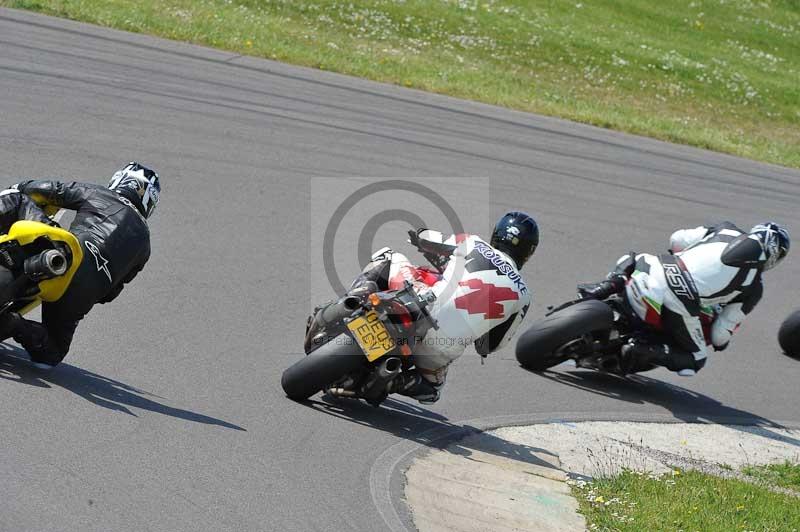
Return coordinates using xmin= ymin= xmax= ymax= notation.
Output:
xmin=515 ymin=299 xmax=614 ymax=371
xmin=281 ymin=333 xmax=366 ymax=401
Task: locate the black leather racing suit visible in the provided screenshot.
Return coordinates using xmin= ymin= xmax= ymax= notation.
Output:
xmin=0 ymin=189 xmax=54 ymax=228
xmin=10 ymin=181 xmax=151 ymax=366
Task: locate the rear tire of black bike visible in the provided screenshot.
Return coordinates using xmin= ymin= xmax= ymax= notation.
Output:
xmin=515 ymin=299 xmax=614 ymax=371
xmin=779 ymin=309 xmax=800 ymax=360
xmin=281 ymin=333 xmax=366 ymax=401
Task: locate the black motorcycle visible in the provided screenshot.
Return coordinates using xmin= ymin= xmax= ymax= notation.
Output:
xmin=779 ymin=309 xmax=800 ymax=359
xmin=281 ymin=281 xmax=438 ymax=406
xmin=515 ymin=288 xmax=709 ymax=374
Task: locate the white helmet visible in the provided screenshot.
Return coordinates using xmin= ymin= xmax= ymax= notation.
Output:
xmin=108 ymin=162 xmax=161 ymax=218
xmin=750 ymin=222 xmax=790 ymax=271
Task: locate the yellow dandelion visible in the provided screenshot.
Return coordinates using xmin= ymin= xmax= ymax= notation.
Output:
xmin=594 ymin=496 xmax=605 ymax=504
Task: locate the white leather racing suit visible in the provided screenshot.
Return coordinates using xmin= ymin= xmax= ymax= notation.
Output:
xmin=360 ymin=232 xmax=531 ymax=394
xmin=623 ymin=222 xmax=763 ymax=371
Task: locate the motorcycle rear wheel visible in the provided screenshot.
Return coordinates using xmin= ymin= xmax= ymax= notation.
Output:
xmin=778 ymin=309 xmax=800 ymax=360
xmin=515 ymin=299 xmax=614 ymax=371
xmin=281 ymin=333 xmax=366 ymax=401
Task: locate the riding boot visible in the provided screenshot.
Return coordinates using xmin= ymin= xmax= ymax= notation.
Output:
xmin=621 ymin=340 xmax=697 ymax=374
xmin=0 ymin=312 xmax=22 ymax=342
xmin=620 ymin=340 xmax=666 ymax=373
xmin=578 ymin=273 xmax=627 ymax=300
xmin=390 ymin=371 xmax=442 ymax=404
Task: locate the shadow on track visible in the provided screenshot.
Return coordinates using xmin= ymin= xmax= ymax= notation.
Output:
xmin=530 ymin=368 xmax=800 ymax=447
xmin=300 ymin=395 xmax=560 ymax=473
xmin=0 ymin=344 xmax=245 ymax=431
xmin=298 ymin=365 xmax=800 ymax=466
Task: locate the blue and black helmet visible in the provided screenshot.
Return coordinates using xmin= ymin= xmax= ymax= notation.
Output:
xmin=490 ymin=211 xmax=539 ymax=268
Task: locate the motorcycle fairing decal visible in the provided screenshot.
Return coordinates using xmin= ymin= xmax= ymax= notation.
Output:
xmin=454 ymin=278 xmax=520 ymax=320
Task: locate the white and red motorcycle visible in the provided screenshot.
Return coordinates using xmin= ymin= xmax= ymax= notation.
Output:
xmin=282 ymin=231 xmax=530 ymax=406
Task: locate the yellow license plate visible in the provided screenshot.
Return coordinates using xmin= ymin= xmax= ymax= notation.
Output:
xmin=346 ymin=310 xmax=395 ymax=362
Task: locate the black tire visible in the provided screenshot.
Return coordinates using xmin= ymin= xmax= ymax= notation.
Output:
xmin=779 ymin=309 xmax=800 ymax=360
xmin=515 ymin=299 xmax=614 ymax=371
xmin=281 ymin=333 xmax=367 ymax=401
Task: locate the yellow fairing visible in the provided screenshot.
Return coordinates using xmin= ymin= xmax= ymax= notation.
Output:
xmin=0 ymin=221 xmax=84 ymax=304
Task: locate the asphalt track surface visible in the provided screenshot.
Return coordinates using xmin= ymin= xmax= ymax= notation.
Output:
xmin=2 ymin=8 xmax=800 ymax=532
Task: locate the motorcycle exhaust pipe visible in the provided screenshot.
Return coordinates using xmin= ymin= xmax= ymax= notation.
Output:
xmin=24 ymin=249 xmax=68 ymax=280
xmin=319 ymin=295 xmax=361 ymax=326
xmin=362 ymin=357 xmax=402 ymax=404
xmin=377 ymin=356 xmax=402 ymax=379
xmin=327 ymin=388 xmax=358 ymax=398
xmin=304 ymin=295 xmax=363 ymax=353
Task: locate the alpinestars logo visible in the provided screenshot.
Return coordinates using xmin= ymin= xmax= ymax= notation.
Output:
xmin=454 ymin=278 xmax=520 ymax=320
xmin=663 ymin=262 xmax=695 ymax=300
xmin=85 ymin=240 xmax=112 ymax=283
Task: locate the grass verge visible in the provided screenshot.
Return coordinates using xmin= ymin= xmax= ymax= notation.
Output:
xmin=743 ymin=461 xmax=800 ymax=492
xmin=2 ymin=0 xmax=798 ymax=168
xmin=572 ymin=468 xmax=800 ymax=531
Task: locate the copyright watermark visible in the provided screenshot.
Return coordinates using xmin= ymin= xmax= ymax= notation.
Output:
xmin=309 ymin=178 xmax=491 ymax=306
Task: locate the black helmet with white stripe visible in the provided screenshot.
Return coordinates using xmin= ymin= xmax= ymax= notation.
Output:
xmin=751 ymin=222 xmax=790 ymax=271
xmin=108 ymin=162 xmax=161 ymax=219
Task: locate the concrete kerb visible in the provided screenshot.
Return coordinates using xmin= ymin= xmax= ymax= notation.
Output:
xmin=370 ymin=413 xmax=800 ymax=532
